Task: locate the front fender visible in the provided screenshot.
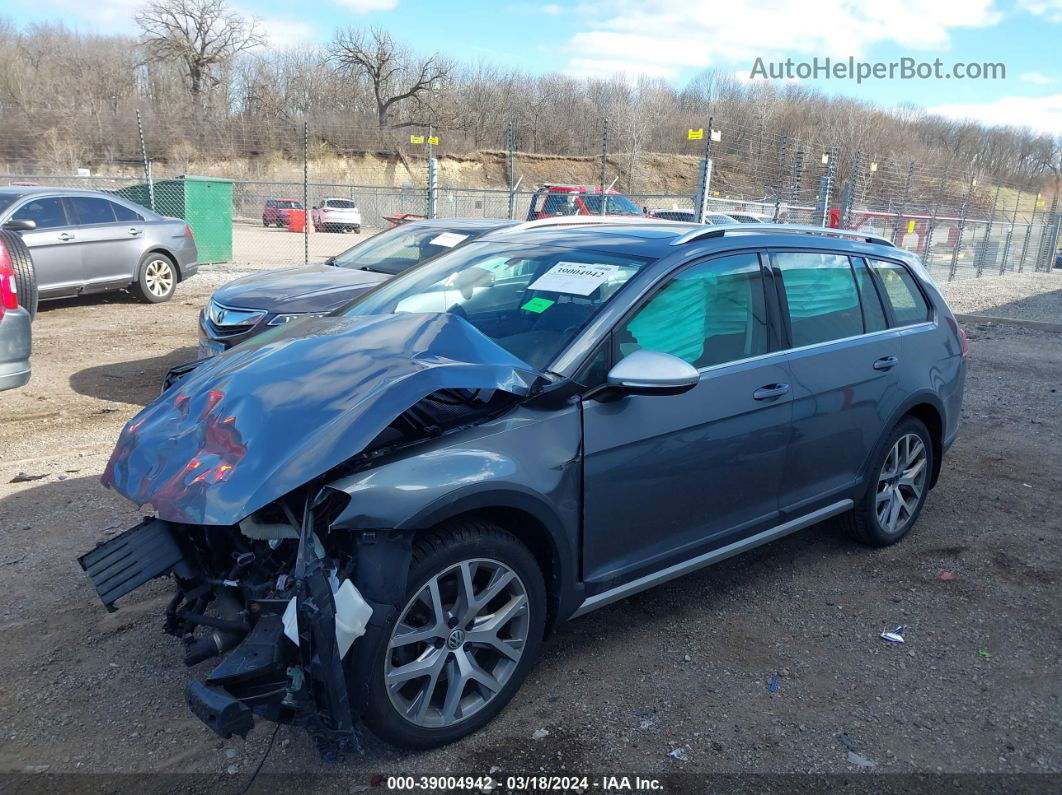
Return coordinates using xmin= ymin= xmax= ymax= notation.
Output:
xmin=325 ymin=404 xmax=583 ymax=617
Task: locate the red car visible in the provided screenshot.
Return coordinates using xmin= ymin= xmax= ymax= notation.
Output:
xmin=526 ymin=184 xmax=644 ymax=220
xmin=262 ymin=198 xmax=303 ymax=228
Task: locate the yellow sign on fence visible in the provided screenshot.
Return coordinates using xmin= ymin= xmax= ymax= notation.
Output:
xmin=428 ymin=136 xmax=440 ymax=145
xmin=907 ymin=219 xmax=916 ymax=234
xmin=410 ymin=135 xmax=425 ymax=144
xmin=687 ymin=128 xmax=704 ymax=140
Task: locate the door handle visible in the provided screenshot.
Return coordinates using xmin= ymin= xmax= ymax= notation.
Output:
xmin=873 ymin=356 xmax=899 ymax=371
xmin=753 ymin=383 xmax=790 ymax=401
xmin=58 ymin=232 xmax=75 ymax=241
xmin=128 ymin=227 xmax=143 ymax=236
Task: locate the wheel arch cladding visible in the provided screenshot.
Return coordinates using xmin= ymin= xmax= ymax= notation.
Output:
xmin=410 ymin=500 xmax=565 ymax=632
xmin=904 ymin=401 xmax=944 ymax=488
xmin=858 ymin=393 xmax=945 ymax=496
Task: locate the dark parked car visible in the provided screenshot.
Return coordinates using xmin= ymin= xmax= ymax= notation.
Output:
xmin=262 ymin=198 xmax=303 ymax=228
xmin=82 ymin=222 xmax=966 ymax=752
xmin=0 ymin=230 xmax=33 ymax=390
xmin=198 ymin=218 xmax=516 ymax=357
xmin=0 ymin=187 xmax=198 ymax=303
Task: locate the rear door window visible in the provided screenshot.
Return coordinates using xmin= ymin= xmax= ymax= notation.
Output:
xmin=870 ymin=260 xmax=930 ymax=326
xmin=69 ymin=196 xmax=117 ymax=225
xmin=11 ymin=197 xmax=70 ymax=229
xmin=110 ymin=201 xmax=143 ymax=222
xmin=851 ymin=257 xmax=888 ymax=332
xmin=774 ymin=252 xmax=863 ymax=347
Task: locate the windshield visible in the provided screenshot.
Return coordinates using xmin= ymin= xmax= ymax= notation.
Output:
xmin=578 ymin=194 xmax=643 ymax=216
xmin=325 ymin=199 xmax=357 ymax=209
xmin=275 ymin=200 xmax=301 ymax=209
xmin=341 ymin=242 xmax=651 ymax=370
xmin=330 ymin=224 xmax=479 ymax=275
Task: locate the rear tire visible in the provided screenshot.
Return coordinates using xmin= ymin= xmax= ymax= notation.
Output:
xmin=132 ymin=252 xmax=177 ymax=303
xmin=353 ymin=225 xmax=361 ymax=234
xmin=839 ymin=416 xmax=934 ymax=547
xmin=0 ymin=229 xmax=37 ymax=319
xmin=262 ymin=216 xmax=269 ymax=227
xmin=361 ymin=519 xmax=546 ymax=749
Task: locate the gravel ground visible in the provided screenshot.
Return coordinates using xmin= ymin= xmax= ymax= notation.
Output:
xmin=228 ymin=222 xmax=385 ymax=269
xmin=0 ymin=264 xmax=1059 ymax=790
xmin=936 ymin=270 xmax=1062 ymax=322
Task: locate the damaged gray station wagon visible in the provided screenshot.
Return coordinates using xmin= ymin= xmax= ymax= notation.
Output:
xmin=80 ymin=219 xmax=967 ymax=751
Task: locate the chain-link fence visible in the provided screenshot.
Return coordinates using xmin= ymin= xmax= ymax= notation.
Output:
xmin=1 ymin=114 xmax=1059 ymax=279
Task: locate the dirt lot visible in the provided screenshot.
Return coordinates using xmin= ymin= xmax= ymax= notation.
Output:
xmin=0 ymin=268 xmax=1060 ymax=790
xmin=230 ymin=222 xmax=383 ymax=267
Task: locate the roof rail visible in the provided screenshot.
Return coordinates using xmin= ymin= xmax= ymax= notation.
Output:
xmin=669 ymin=223 xmax=896 ymax=247
xmin=507 ymin=216 xmax=681 ymax=233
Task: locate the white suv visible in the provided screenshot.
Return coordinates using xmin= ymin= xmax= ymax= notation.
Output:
xmin=312 ymin=198 xmax=362 ymax=234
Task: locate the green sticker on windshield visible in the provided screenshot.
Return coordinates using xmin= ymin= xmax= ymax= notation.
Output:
xmin=521 ymin=297 xmax=555 ymax=314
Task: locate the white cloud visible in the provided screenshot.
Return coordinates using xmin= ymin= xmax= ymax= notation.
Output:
xmin=542 ymin=3 xmax=564 ymax=14
xmin=257 ymin=17 xmax=316 ymax=49
xmin=1019 ymin=71 xmax=1053 ymax=85
xmin=563 ymin=0 xmax=1003 ymax=79
xmin=1016 ymin=0 xmax=1062 ymax=22
xmin=928 ymin=93 xmax=1062 ymax=135
xmin=330 ymin=0 xmax=400 ymax=10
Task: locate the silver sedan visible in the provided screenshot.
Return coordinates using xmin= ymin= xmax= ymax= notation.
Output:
xmin=0 ymin=187 xmax=198 ymax=305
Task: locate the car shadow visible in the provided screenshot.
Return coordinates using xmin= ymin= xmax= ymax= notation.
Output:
xmin=37 ymin=289 xmax=142 ymax=312
xmin=69 ymin=346 xmax=197 ymax=406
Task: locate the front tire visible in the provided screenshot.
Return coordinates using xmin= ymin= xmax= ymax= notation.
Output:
xmin=132 ymin=252 xmax=177 ymax=303
xmin=361 ymin=520 xmax=546 ymax=749
xmin=840 ymin=416 xmax=934 ymax=546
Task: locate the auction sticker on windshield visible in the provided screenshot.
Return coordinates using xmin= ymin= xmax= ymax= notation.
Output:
xmin=528 ymin=262 xmax=620 ymax=296
xmin=429 ymin=232 xmax=469 ymax=248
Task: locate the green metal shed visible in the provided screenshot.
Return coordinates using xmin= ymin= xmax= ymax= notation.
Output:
xmin=115 ymin=175 xmax=233 ymax=264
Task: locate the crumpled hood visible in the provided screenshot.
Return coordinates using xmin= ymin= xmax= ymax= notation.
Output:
xmin=212 ymin=265 xmax=390 ymax=313
xmin=102 ymin=313 xmax=540 ymax=526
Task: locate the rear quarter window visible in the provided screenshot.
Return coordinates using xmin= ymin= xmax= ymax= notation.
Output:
xmin=871 ymin=260 xmax=931 ymax=326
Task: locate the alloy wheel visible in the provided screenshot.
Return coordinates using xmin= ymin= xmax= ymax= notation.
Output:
xmin=875 ymin=433 xmax=928 ymax=534
xmin=144 ymin=259 xmax=175 ymax=297
xmin=385 ymin=558 xmax=530 ymax=728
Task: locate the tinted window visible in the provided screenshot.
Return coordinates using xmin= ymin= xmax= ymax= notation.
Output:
xmin=776 ymin=252 xmax=862 ymax=347
xmin=871 ymin=260 xmax=930 ymax=325
xmin=11 ymin=197 xmax=68 ymax=229
xmin=325 ymin=199 xmax=356 ymax=209
xmin=851 ymin=257 xmax=888 ymax=332
xmin=619 ymin=252 xmax=768 ymax=368
xmin=69 ymin=196 xmax=117 ymax=225
xmin=110 ymin=201 xmax=143 ymax=222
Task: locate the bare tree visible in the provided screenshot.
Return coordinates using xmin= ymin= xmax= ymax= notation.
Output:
xmin=136 ymin=0 xmax=264 ymax=102
xmin=329 ymin=27 xmax=449 ymax=129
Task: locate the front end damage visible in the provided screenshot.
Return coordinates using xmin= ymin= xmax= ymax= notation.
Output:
xmin=80 ymin=501 xmax=409 ymax=751
xmin=78 ymin=312 xmax=541 ymax=750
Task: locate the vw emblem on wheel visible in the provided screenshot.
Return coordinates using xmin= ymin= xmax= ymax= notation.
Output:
xmin=446 ymin=629 xmax=465 ymax=650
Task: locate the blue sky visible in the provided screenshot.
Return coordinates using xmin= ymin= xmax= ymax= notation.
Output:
xmin=6 ymin=0 xmax=1061 ymax=135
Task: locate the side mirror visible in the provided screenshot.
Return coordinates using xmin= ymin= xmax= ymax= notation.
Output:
xmin=3 ymin=219 xmax=36 ymax=231
xmin=606 ymin=349 xmax=699 ymax=396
